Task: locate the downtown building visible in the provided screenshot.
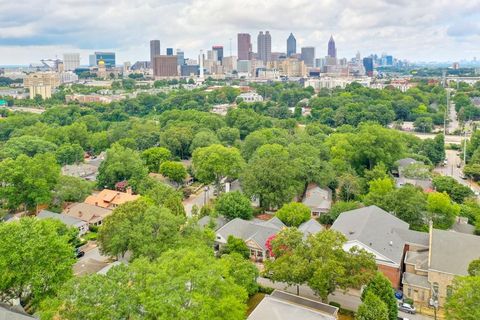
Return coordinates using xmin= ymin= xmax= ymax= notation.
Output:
xmin=287 ymin=33 xmax=296 ymax=57
xmin=150 ymin=40 xmax=161 ymax=71
xmin=63 ymin=53 xmax=80 ymax=71
xmin=257 ymin=31 xmax=272 ymax=64
xmin=153 ymin=55 xmax=178 ymax=78
xmin=237 ymin=33 xmax=252 ymax=61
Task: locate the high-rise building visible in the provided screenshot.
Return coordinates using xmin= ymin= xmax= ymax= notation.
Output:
xmin=287 ymin=33 xmax=296 ymax=57
xmin=301 ymin=47 xmax=315 ymax=67
xmin=150 ymin=40 xmax=161 ymax=70
xmin=166 ymin=48 xmax=174 ymax=56
xmin=363 ymin=57 xmax=374 ymax=76
xmin=153 ymin=55 xmax=178 ymax=77
xmin=181 ymin=64 xmax=199 ymax=77
xmin=328 ymin=36 xmax=337 ymax=58
xmin=89 ymin=52 xmax=116 ymax=68
xmin=257 ymin=31 xmax=272 ymax=64
xmin=63 ymin=53 xmax=80 ymax=71
xmin=176 ymin=49 xmax=185 ymax=66
xmin=237 ymin=33 xmax=252 ymax=61
xmin=212 ymin=46 xmax=224 ymax=62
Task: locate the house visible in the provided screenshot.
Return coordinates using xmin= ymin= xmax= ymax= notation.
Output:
xmin=237 ymin=91 xmax=264 ymax=102
xmin=402 ymin=225 xmax=480 ymax=308
xmin=215 ymin=217 xmax=324 ymax=262
xmin=0 ymin=302 xmax=37 ymax=320
xmin=37 ymin=210 xmax=89 ymax=235
xmin=197 ymin=215 xmax=228 ymax=231
xmin=331 ymin=206 xmax=429 ymax=289
xmin=63 ymin=202 xmax=112 ymax=226
xmin=84 ymin=188 xmax=139 ymax=210
xmin=61 ymin=152 xmax=105 ymax=181
xmin=302 ymin=183 xmax=332 ymax=217
xmin=394 ymin=158 xmax=433 ymax=192
xmin=248 ymin=290 xmax=338 ymax=320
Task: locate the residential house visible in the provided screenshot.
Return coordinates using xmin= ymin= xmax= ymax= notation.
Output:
xmin=197 ymin=215 xmax=228 ymax=231
xmin=215 ymin=217 xmax=324 ymax=262
xmin=331 ymin=206 xmax=429 ymax=289
xmin=37 ymin=210 xmax=89 ymax=235
xmin=402 ymin=225 xmax=480 ymax=308
xmin=302 ymin=183 xmax=332 ymax=217
xmin=61 ymin=152 xmax=105 ymax=181
xmin=63 ymin=202 xmax=112 ymax=226
xmin=84 ymin=188 xmax=139 ymax=210
xmin=394 ymin=158 xmax=433 ymax=192
xmin=248 ymin=290 xmax=338 ymax=320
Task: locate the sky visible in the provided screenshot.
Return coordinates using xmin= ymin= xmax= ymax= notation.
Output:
xmin=1 ymin=0 xmax=480 ymax=65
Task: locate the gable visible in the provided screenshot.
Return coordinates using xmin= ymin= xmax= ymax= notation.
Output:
xmin=343 ymin=240 xmax=399 ymax=267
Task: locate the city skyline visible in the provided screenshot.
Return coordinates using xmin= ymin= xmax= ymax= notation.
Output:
xmin=0 ymin=0 xmax=480 ymax=65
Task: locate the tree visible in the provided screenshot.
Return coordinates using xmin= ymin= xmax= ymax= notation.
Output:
xmin=214 ymin=191 xmax=253 ymax=220
xmin=319 ymin=201 xmax=363 ymax=225
xmin=159 ymin=161 xmax=187 ymax=186
xmin=192 ymin=144 xmax=245 ymax=193
xmin=468 ymin=259 xmax=480 ymax=276
xmin=241 ymin=144 xmax=302 ymax=209
xmin=189 ymin=130 xmax=220 ymax=153
xmin=141 ymin=147 xmax=172 ymax=173
xmin=52 ymin=175 xmax=95 ymax=207
xmin=275 ymin=202 xmax=311 ymax=227
xmin=413 ymin=117 xmax=433 ymax=133
xmin=217 ymin=127 xmax=240 ymax=146
xmin=55 ymin=143 xmax=84 ymax=165
xmin=0 ymin=218 xmax=75 ymax=308
xmin=427 ymin=192 xmax=460 ymax=229
xmin=338 ymin=173 xmax=362 ymax=201
xmin=97 ymin=143 xmax=148 ymax=190
xmin=98 ymin=199 xmax=184 ymax=260
xmin=363 ymin=177 xmax=395 ymax=209
xmin=0 ymin=135 xmax=57 ymax=159
xmin=138 ymin=179 xmax=186 ymax=216
xmin=387 ymin=185 xmax=427 ymax=229
xmin=221 ymin=236 xmax=250 ymax=259
xmin=220 ymin=253 xmax=259 ymax=295
xmin=356 ymin=291 xmax=389 ymax=320
xmin=160 ymin=126 xmax=194 ymax=159
xmin=361 ymin=273 xmax=398 ymax=320
xmin=0 ymin=153 xmax=60 ymax=211
xmin=432 ymin=176 xmax=473 ymax=203
xmin=445 ymin=276 xmax=480 ymax=320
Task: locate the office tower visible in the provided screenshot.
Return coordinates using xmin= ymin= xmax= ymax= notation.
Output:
xmin=153 ymin=55 xmax=178 ymax=77
xmin=301 ymin=47 xmax=315 ymax=67
xmin=90 ymin=52 xmax=116 ymax=68
xmin=150 ymin=40 xmax=161 ymax=70
xmin=287 ymin=33 xmax=296 ymax=57
xmin=207 ymin=50 xmax=218 ymax=61
xmin=385 ymin=55 xmax=393 ymax=66
xmin=222 ymin=56 xmax=237 ymax=73
xmin=166 ymin=48 xmax=174 ymax=56
xmin=212 ymin=46 xmax=224 ymax=62
xmin=328 ymin=35 xmax=337 ymax=58
xmin=181 ymin=64 xmax=200 ymax=77
xmin=63 ymin=53 xmax=80 ymax=71
xmin=257 ymin=31 xmax=272 ymax=64
xmin=237 ymin=33 xmax=252 ymax=61
xmin=176 ymin=49 xmax=185 ymax=66
xmin=363 ymin=57 xmax=374 ymax=76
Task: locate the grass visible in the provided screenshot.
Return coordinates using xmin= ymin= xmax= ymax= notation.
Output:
xmin=246 ymin=293 xmax=265 ymax=315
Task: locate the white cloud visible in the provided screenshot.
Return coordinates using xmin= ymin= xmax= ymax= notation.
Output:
xmin=0 ymin=0 xmax=479 ymax=65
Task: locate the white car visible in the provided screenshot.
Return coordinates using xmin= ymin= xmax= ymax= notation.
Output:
xmin=398 ymin=303 xmax=416 ymax=314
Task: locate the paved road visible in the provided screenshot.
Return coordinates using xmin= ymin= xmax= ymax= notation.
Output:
xmin=434 ymin=149 xmax=480 ymax=193
xmin=411 ymin=133 xmax=464 ymax=144
xmin=447 ymin=102 xmax=459 ymax=134
xmin=257 ymin=277 xmax=433 ymax=319
xmin=182 ymin=185 xmax=214 ymax=217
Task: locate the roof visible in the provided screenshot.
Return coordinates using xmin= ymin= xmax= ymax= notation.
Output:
xmin=331 ymin=206 xmax=413 ymax=266
xmin=84 ymin=189 xmax=140 ymax=209
xmin=396 ymin=158 xmax=420 ymax=169
xmin=0 ymin=303 xmax=37 ymax=320
xmin=394 ymin=228 xmax=430 ymax=247
xmin=197 ymin=215 xmax=228 ymax=231
xmin=37 ymin=210 xmax=87 ymax=228
xmin=248 ymin=290 xmax=338 ymax=320
xmin=429 ymin=229 xmax=480 ymax=275
xmin=451 ymin=221 xmax=475 ymax=235
xmin=63 ymin=202 xmax=112 ymax=224
xmin=395 ymin=177 xmax=433 ymax=191
xmin=402 ymin=272 xmax=430 ymax=289
xmin=302 ymin=184 xmax=332 ymax=211
xmin=404 ymin=251 xmax=429 ymax=271
xmin=61 ymin=163 xmax=98 ymax=180
xmin=298 ymin=219 xmax=325 ymax=237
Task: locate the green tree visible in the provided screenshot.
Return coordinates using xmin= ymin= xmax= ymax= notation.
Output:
xmin=427 ymin=192 xmax=460 ymax=229
xmin=361 ymin=272 xmax=398 ymax=320
xmin=138 ymin=179 xmax=186 ymax=216
xmin=356 ymin=291 xmax=389 ymax=320
xmin=141 ymin=147 xmax=172 ymax=173
xmin=363 ymin=178 xmax=395 ymax=209
xmin=220 ymin=253 xmax=259 ymax=295
xmin=0 ymin=135 xmax=57 ymax=159
xmin=214 ymin=191 xmax=253 ymax=220
xmin=0 ymin=218 xmax=75 ymax=308
xmin=413 ymin=117 xmax=433 ymax=133
xmin=432 ymin=176 xmax=474 ymax=203
xmin=97 ymin=143 xmax=148 ymax=190
xmin=275 ymin=202 xmax=311 ymax=227
xmin=52 ymin=176 xmax=95 ymax=207
xmin=338 ymin=173 xmax=362 ymax=201
xmin=445 ymin=276 xmax=480 ymax=320
xmin=217 ymin=127 xmax=240 ymax=146
xmin=159 ymin=161 xmax=187 ymax=186
xmin=387 ymin=185 xmax=427 ymax=229
xmin=0 ymin=153 xmax=60 ymax=211
xmin=319 ymin=201 xmax=363 ymax=225
xmin=193 ymin=144 xmax=245 ymax=193
xmin=55 ymin=143 xmax=84 ymax=165
xmin=189 ymin=130 xmax=220 ymax=153
xmin=98 ymin=199 xmax=184 ymax=260
xmin=468 ymin=259 xmax=480 ymax=276
xmin=241 ymin=144 xmax=302 ymax=209
xmin=160 ymin=126 xmax=194 ymax=159
xmin=221 ymin=235 xmax=250 ymax=259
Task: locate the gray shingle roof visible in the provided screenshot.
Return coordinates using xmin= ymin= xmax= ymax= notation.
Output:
xmin=0 ymin=303 xmax=37 ymax=320
xmin=331 ymin=206 xmax=412 ymax=265
xmin=302 ymin=184 xmax=332 ymax=212
xmin=429 ymin=229 xmax=480 ymax=275
xmin=396 ymin=158 xmax=420 ymax=169
xmin=37 ymin=210 xmax=87 ymax=228
xmin=298 ymin=219 xmax=324 ymax=237
xmin=216 ymin=218 xmax=280 ymax=251
xmin=197 ymin=216 xmax=227 ymax=231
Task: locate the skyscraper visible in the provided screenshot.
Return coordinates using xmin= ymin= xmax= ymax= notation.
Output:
xmin=150 ymin=40 xmax=161 ymax=70
xmin=166 ymin=48 xmax=174 ymax=56
xmin=154 ymin=55 xmax=178 ymax=77
xmin=287 ymin=33 xmax=296 ymax=57
xmin=63 ymin=53 xmax=80 ymax=71
xmin=301 ymin=47 xmax=315 ymax=67
xmin=212 ymin=46 xmax=224 ymax=62
xmin=328 ymin=35 xmax=337 ymax=58
xmin=237 ymin=33 xmax=252 ymax=61
xmin=257 ymin=31 xmax=272 ymax=64
xmin=363 ymin=57 xmax=374 ymax=76
xmin=176 ymin=49 xmax=185 ymax=66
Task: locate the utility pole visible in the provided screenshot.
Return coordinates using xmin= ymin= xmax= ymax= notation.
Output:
xmin=464 ymin=125 xmax=468 ymax=167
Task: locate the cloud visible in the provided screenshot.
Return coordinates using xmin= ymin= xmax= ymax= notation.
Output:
xmin=0 ymin=0 xmax=479 ymax=64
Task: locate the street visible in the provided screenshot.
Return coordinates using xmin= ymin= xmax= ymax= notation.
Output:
xmin=434 ymin=149 xmax=480 ymax=193
xmin=182 ymin=185 xmax=214 ymax=216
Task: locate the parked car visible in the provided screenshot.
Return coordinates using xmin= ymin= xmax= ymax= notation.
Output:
xmin=398 ymin=303 xmax=416 ymax=314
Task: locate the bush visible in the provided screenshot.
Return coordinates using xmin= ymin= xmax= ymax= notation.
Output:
xmin=258 ymin=286 xmax=274 ymax=294
xmin=275 ymin=202 xmax=311 ymax=227
xmin=215 ymin=191 xmax=253 ymax=220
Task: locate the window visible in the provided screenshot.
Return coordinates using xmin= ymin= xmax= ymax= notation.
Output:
xmin=407 ymin=288 xmax=412 ymax=297
xmin=432 ymin=282 xmax=439 ymax=298
xmin=447 ymin=285 xmax=453 ymax=298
